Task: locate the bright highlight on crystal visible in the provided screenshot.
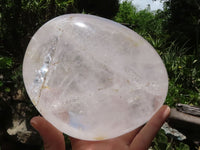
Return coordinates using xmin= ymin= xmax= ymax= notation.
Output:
xmin=23 ymin=14 xmax=168 ymax=141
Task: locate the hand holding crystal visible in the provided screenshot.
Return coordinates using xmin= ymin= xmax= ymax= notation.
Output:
xmin=31 ymin=105 xmax=170 ymax=150
xmin=23 ymin=14 xmax=168 ymax=140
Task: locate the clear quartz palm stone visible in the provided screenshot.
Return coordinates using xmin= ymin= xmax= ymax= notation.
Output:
xmin=23 ymin=14 xmax=168 ymax=141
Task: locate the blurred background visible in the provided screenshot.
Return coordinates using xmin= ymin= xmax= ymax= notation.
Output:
xmin=0 ymin=0 xmax=199 ymax=149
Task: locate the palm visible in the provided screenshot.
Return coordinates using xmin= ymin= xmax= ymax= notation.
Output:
xmin=31 ymin=105 xmax=170 ymax=150
xmin=70 ymin=129 xmax=140 ymax=150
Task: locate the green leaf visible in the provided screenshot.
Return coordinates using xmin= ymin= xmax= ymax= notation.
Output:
xmin=176 ymin=143 xmax=190 ymax=150
xmin=0 ymin=57 xmax=13 ymax=69
xmin=5 ymin=87 xmax=10 ymax=93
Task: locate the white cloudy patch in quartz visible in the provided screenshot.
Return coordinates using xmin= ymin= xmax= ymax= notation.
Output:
xmin=23 ymin=14 xmax=168 ymax=141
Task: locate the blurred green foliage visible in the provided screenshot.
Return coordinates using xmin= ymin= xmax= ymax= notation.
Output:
xmin=152 ymin=130 xmax=190 ymax=150
xmin=0 ymin=57 xmax=13 ymax=69
xmin=162 ymin=0 xmax=200 ymax=56
xmin=114 ymin=0 xmax=136 ymax=24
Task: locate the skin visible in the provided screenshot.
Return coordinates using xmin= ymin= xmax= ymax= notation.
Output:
xmin=31 ymin=105 xmax=170 ymax=150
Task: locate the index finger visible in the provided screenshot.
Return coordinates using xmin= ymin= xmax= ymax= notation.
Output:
xmin=130 ymin=105 xmax=170 ymax=150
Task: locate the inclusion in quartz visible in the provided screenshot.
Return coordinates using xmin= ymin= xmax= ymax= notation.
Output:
xmin=23 ymin=14 xmax=168 ymax=141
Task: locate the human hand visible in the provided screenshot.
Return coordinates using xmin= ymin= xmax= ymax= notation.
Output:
xmin=30 ymin=105 xmax=170 ymax=150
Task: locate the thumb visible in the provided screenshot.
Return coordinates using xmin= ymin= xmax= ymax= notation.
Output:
xmin=31 ymin=116 xmax=65 ymax=150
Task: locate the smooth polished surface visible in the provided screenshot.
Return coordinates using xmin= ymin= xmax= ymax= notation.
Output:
xmin=23 ymin=14 xmax=168 ymax=141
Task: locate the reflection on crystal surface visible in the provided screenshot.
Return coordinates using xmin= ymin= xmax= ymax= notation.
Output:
xmin=74 ymin=22 xmax=87 ymax=28
xmin=23 ymin=14 xmax=168 ymax=141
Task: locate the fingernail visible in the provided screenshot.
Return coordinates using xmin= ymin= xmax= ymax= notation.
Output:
xmin=30 ymin=117 xmax=38 ymax=128
xmin=163 ymin=106 xmax=170 ymax=118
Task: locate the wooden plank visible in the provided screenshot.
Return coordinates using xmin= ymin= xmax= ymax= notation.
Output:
xmin=167 ymin=108 xmax=200 ymax=141
xmin=176 ymin=103 xmax=200 ymax=117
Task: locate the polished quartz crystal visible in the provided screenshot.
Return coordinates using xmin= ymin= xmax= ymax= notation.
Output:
xmin=23 ymin=14 xmax=168 ymax=141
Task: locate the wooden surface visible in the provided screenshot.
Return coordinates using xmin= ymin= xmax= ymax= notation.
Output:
xmin=176 ymin=103 xmax=200 ymax=117
xmin=167 ymin=105 xmax=200 ymax=141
